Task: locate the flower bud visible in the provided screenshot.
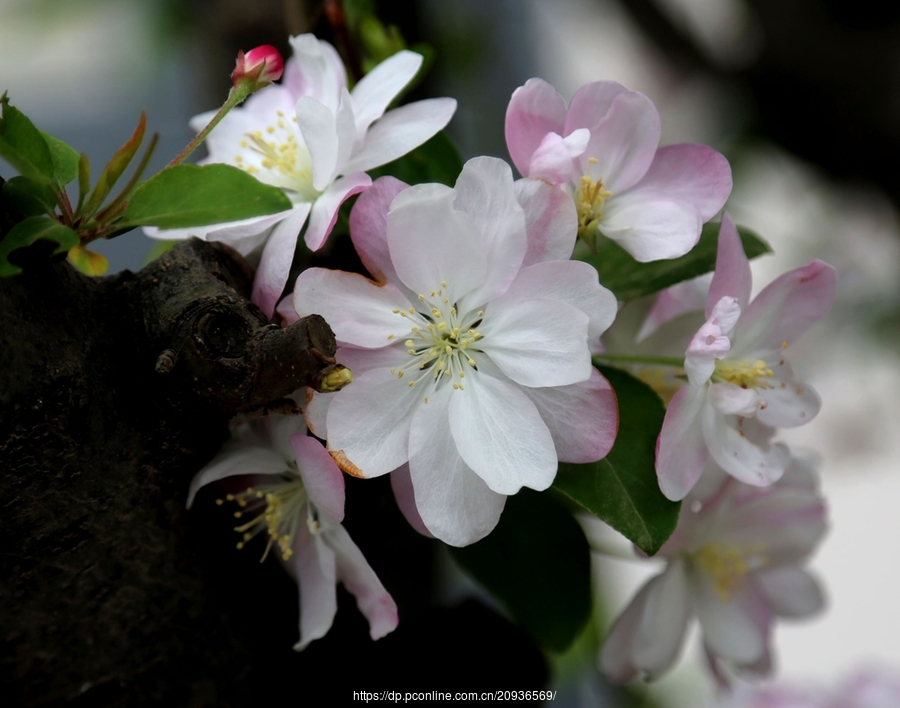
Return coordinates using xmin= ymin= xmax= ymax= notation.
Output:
xmin=231 ymin=45 xmax=284 ymax=89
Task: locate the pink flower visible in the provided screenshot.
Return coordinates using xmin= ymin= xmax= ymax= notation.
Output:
xmin=655 ymin=214 xmax=838 ymax=501
xmin=187 ymin=415 xmax=398 ymax=650
xmin=291 ymin=157 xmax=619 ymax=546
xmin=601 ymin=455 xmax=828 ymax=683
xmin=232 ymin=45 xmax=284 ymax=88
xmin=146 ymin=34 xmax=457 ymax=317
xmin=505 ymin=78 xmax=732 ymax=261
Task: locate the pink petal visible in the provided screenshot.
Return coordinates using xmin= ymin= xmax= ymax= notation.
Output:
xmin=636 ymin=275 xmax=710 ymax=342
xmin=527 ymin=129 xmax=589 ymax=184
xmin=578 ymin=90 xmax=660 ymax=194
xmin=564 ymin=80 xmax=630 ymax=134
xmin=448 ymin=371 xmax=557 ymax=495
xmin=656 ymin=385 xmax=709 ymax=501
xmin=251 ymin=203 xmax=311 ymax=318
xmin=304 ymin=171 xmax=372 ymax=251
xmin=735 ymin=260 xmax=838 ymax=352
xmin=632 ymin=560 xmax=691 ymax=680
xmin=389 ymin=464 xmax=434 ymax=539
xmin=350 ymin=49 xmax=423 ymax=135
xmin=707 ymin=213 xmax=752 ymax=316
xmin=343 ymin=98 xmax=457 ymax=174
xmin=504 ymin=78 xmax=568 ymax=178
xmin=349 ymin=175 xmax=409 ymax=285
xmin=293 ymin=268 xmax=408 ymax=348
xmin=519 ymin=369 xmax=618 ymax=463
xmin=685 ymin=296 xmax=740 ymax=384
xmin=514 ymin=177 xmax=579 ymax=266
xmin=290 ymin=433 xmax=346 ymax=524
xmin=326 ymin=523 xmax=399 ymax=640
xmin=292 ymin=528 xmax=338 ymax=650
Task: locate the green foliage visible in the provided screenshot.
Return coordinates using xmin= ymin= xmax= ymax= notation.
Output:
xmin=368 ymin=131 xmax=463 ymax=188
xmin=121 ymin=163 xmax=292 ymax=229
xmin=82 ymin=111 xmax=148 ymax=218
xmin=0 ymin=216 xmax=78 ymax=276
xmin=41 ymin=131 xmax=80 ymax=186
xmin=579 ymin=222 xmax=771 ymax=302
xmin=0 ymin=93 xmax=55 ymax=186
xmin=2 ymin=176 xmax=56 ymax=219
xmin=554 ymin=366 xmax=680 ymax=556
xmin=451 ymin=489 xmax=592 ymax=653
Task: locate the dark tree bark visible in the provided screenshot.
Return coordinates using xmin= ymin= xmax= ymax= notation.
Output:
xmin=0 ymin=240 xmax=546 ymax=706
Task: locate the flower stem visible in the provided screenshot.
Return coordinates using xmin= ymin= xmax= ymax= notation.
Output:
xmin=166 ymin=85 xmax=252 ymax=168
xmin=593 ymin=353 xmax=684 ymax=368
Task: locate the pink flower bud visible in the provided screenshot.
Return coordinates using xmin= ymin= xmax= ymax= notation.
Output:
xmin=231 ymin=45 xmax=284 ymax=88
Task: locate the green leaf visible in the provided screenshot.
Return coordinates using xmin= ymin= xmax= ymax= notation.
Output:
xmin=0 ymin=93 xmax=54 ymax=185
xmin=451 ymin=489 xmax=591 ymax=652
xmin=41 ymin=131 xmax=80 ymax=186
xmin=1 ymin=176 xmax=57 ymax=218
xmin=83 ymin=110 xmax=147 ymax=217
xmin=67 ymin=245 xmax=109 ymax=276
xmin=579 ymin=222 xmax=771 ymax=302
xmin=554 ymin=365 xmax=681 ymax=556
xmin=0 ymin=215 xmax=78 ymax=276
xmin=367 ymin=131 xmax=462 ymax=187
xmin=120 ymin=163 xmax=293 ymax=229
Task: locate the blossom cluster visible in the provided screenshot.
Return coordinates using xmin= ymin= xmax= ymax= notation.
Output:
xmin=171 ymin=31 xmax=836 ymax=689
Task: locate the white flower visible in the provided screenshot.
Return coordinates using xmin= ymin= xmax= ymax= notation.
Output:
xmin=292 ymin=157 xmax=619 ymax=546
xmin=656 ymin=214 xmax=838 ymax=501
xmin=147 ymin=34 xmax=457 ymax=317
xmin=187 ymin=415 xmax=398 ymax=650
xmin=601 ymin=454 xmax=828 ymax=683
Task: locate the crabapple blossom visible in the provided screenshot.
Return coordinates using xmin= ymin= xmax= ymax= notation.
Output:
xmin=187 ymin=415 xmax=398 ymax=650
xmin=292 ymin=156 xmax=619 ymax=546
xmin=146 ymin=33 xmax=457 ymax=317
xmin=655 ymin=214 xmax=838 ymax=501
xmin=601 ymin=454 xmax=827 ymax=683
xmin=231 ymin=45 xmax=284 ymax=88
xmin=504 ymin=77 xmax=732 ymax=261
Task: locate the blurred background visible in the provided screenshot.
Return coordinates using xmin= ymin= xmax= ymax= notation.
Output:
xmin=2 ymin=0 xmax=898 ymax=705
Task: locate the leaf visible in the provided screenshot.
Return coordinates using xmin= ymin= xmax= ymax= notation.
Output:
xmin=553 ymin=365 xmax=681 ymax=556
xmin=2 ymin=176 xmax=57 ymax=218
xmin=120 ymin=163 xmax=293 ymax=229
xmin=367 ymin=131 xmax=462 ymax=187
xmin=0 ymin=93 xmax=54 ymax=185
xmin=83 ymin=110 xmax=147 ymax=217
xmin=41 ymin=131 xmax=80 ymax=186
xmin=67 ymin=245 xmax=109 ymax=276
xmin=451 ymin=489 xmax=592 ymax=652
xmin=579 ymin=222 xmax=771 ymax=302
xmin=0 ymin=216 xmax=78 ymax=276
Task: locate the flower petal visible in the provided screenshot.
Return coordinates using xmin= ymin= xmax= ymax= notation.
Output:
xmin=703 ymin=408 xmax=789 ymax=487
xmin=343 ymin=98 xmax=457 ymax=174
xmin=295 ymin=96 xmax=340 ymax=191
xmin=709 ymin=383 xmax=764 ymax=417
xmin=578 ymin=90 xmax=660 ymax=194
xmin=251 ymin=202 xmax=311 ymax=317
xmin=479 ymin=297 xmax=591 ymax=387
xmin=326 ymin=523 xmax=399 ymax=640
xmin=656 ymin=385 xmax=710 ymax=501
xmin=448 ymin=371 xmax=557 ymax=495
xmin=409 ymin=384 xmax=507 ymax=546
xmin=326 ymin=365 xmax=421 ymax=478
xmin=734 ymin=260 xmax=838 ymax=353
xmin=293 ymin=268 xmax=409 ymax=348
xmin=292 ymin=528 xmax=338 ymax=650
xmin=349 ymin=175 xmax=409 ymax=285
xmin=693 ymin=575 xmax=767 ymax=664
xmin=756 ymin=566 xmax=825 ymax=618
xmin=520 ymin=368 xmax=618 ymax=463
xmin=632 ymin=560 xmax=692 ymax=680
xmin=350 ymin=49 xmax=423 ymax=135
xmin=707 ymin=213 xmax=752 ymax=316
xmin=186 ymin=441 xmax=287 ymax=508
xmin=390 ymin=464 xmax=434 ymax=538
xmin=504 ymin=78 xmax=568 ymax=178
xmin=757 ymin=362 xmax=822 ymax=428
xmin=600 ymin=573 xmax=654 ymax=683
xmin=144 ymin=208 xmax=294 ymax=256
xmin=515 ymin=177 xmax=579 ymax=266
xmin=304 ymin=171 xmax=372 ymax=251
xmin=499 ymin=259 xmax=617 ymax=340
xmin=527 ymin=129 xmax=589 ymax=184
xmin=600 ymin=194 xmax=703 ymax=262
xmin=291 ymin=433 xmax=345 ymax=524
xmin=564 ymin=80 xmax=629 ymax=134
xmin=288 ymin=34 xmax=345 ymax=112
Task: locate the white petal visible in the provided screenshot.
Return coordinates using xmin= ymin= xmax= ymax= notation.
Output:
xmin=288 ymin=34 xmax=345 ymax=112
xmin=409 ymin=385 xmax=507 ymax=546
xmin=449 ymin=371 xmax=557 ymax=495
xmin=295 ymin=96 xmax=339 ymax=191
xmin=479 ymin=297 xmax=591 ymax=387
xmin=703 ymin=408 xmax=789 ymax=487
xmin=693 ymin=574 xmax=766 ymax=663
xmin=144 ymin=209 xmax=293 ymax=255
xmin=656 ymin=385 xmax=709 ymax=501
xmin=500 ymin=260 xmax=617 ymax=340
xmin=293 ymin=268 xmax=409 ymax=348
xmin=303 ymin=171 xmax=371 ymax=251
xmin=756 ymin=567 xmax=825 ymax=618
xmin=632 ymin=560 xmax=692 ymax=680
xmin=757 ymin=361 xmax=822 ymax=428
xmin=186 ymin=442 xmax=286 ymax=508
xmin=519 ymin=369 xmax=618 ymax=464
xmin=709 ymin=383 xmax=764 ymax=417
xmin=291 ymin=434 xmax=345 ymax=524
xmin=326 ymin=523 xmax=399 ymax=640
xmin=350 ymin=49 xmax=423 ymax=135
xmin=514 ymin=178 xmax=579 ymax=266
xmin=389 ymin=465 xmax=434 ymax=538
xmin=600 ymin=194 xmax=703 ymax=262
xmin=600 ymin=574 xmax=653 ymax=682
xmin=343 ymin=98 xmax=457 ymax=174
xmin=292 ymin=528 xmax=338 ymax=650
xmin=251 ymin=202 xmax=311 ymax=318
